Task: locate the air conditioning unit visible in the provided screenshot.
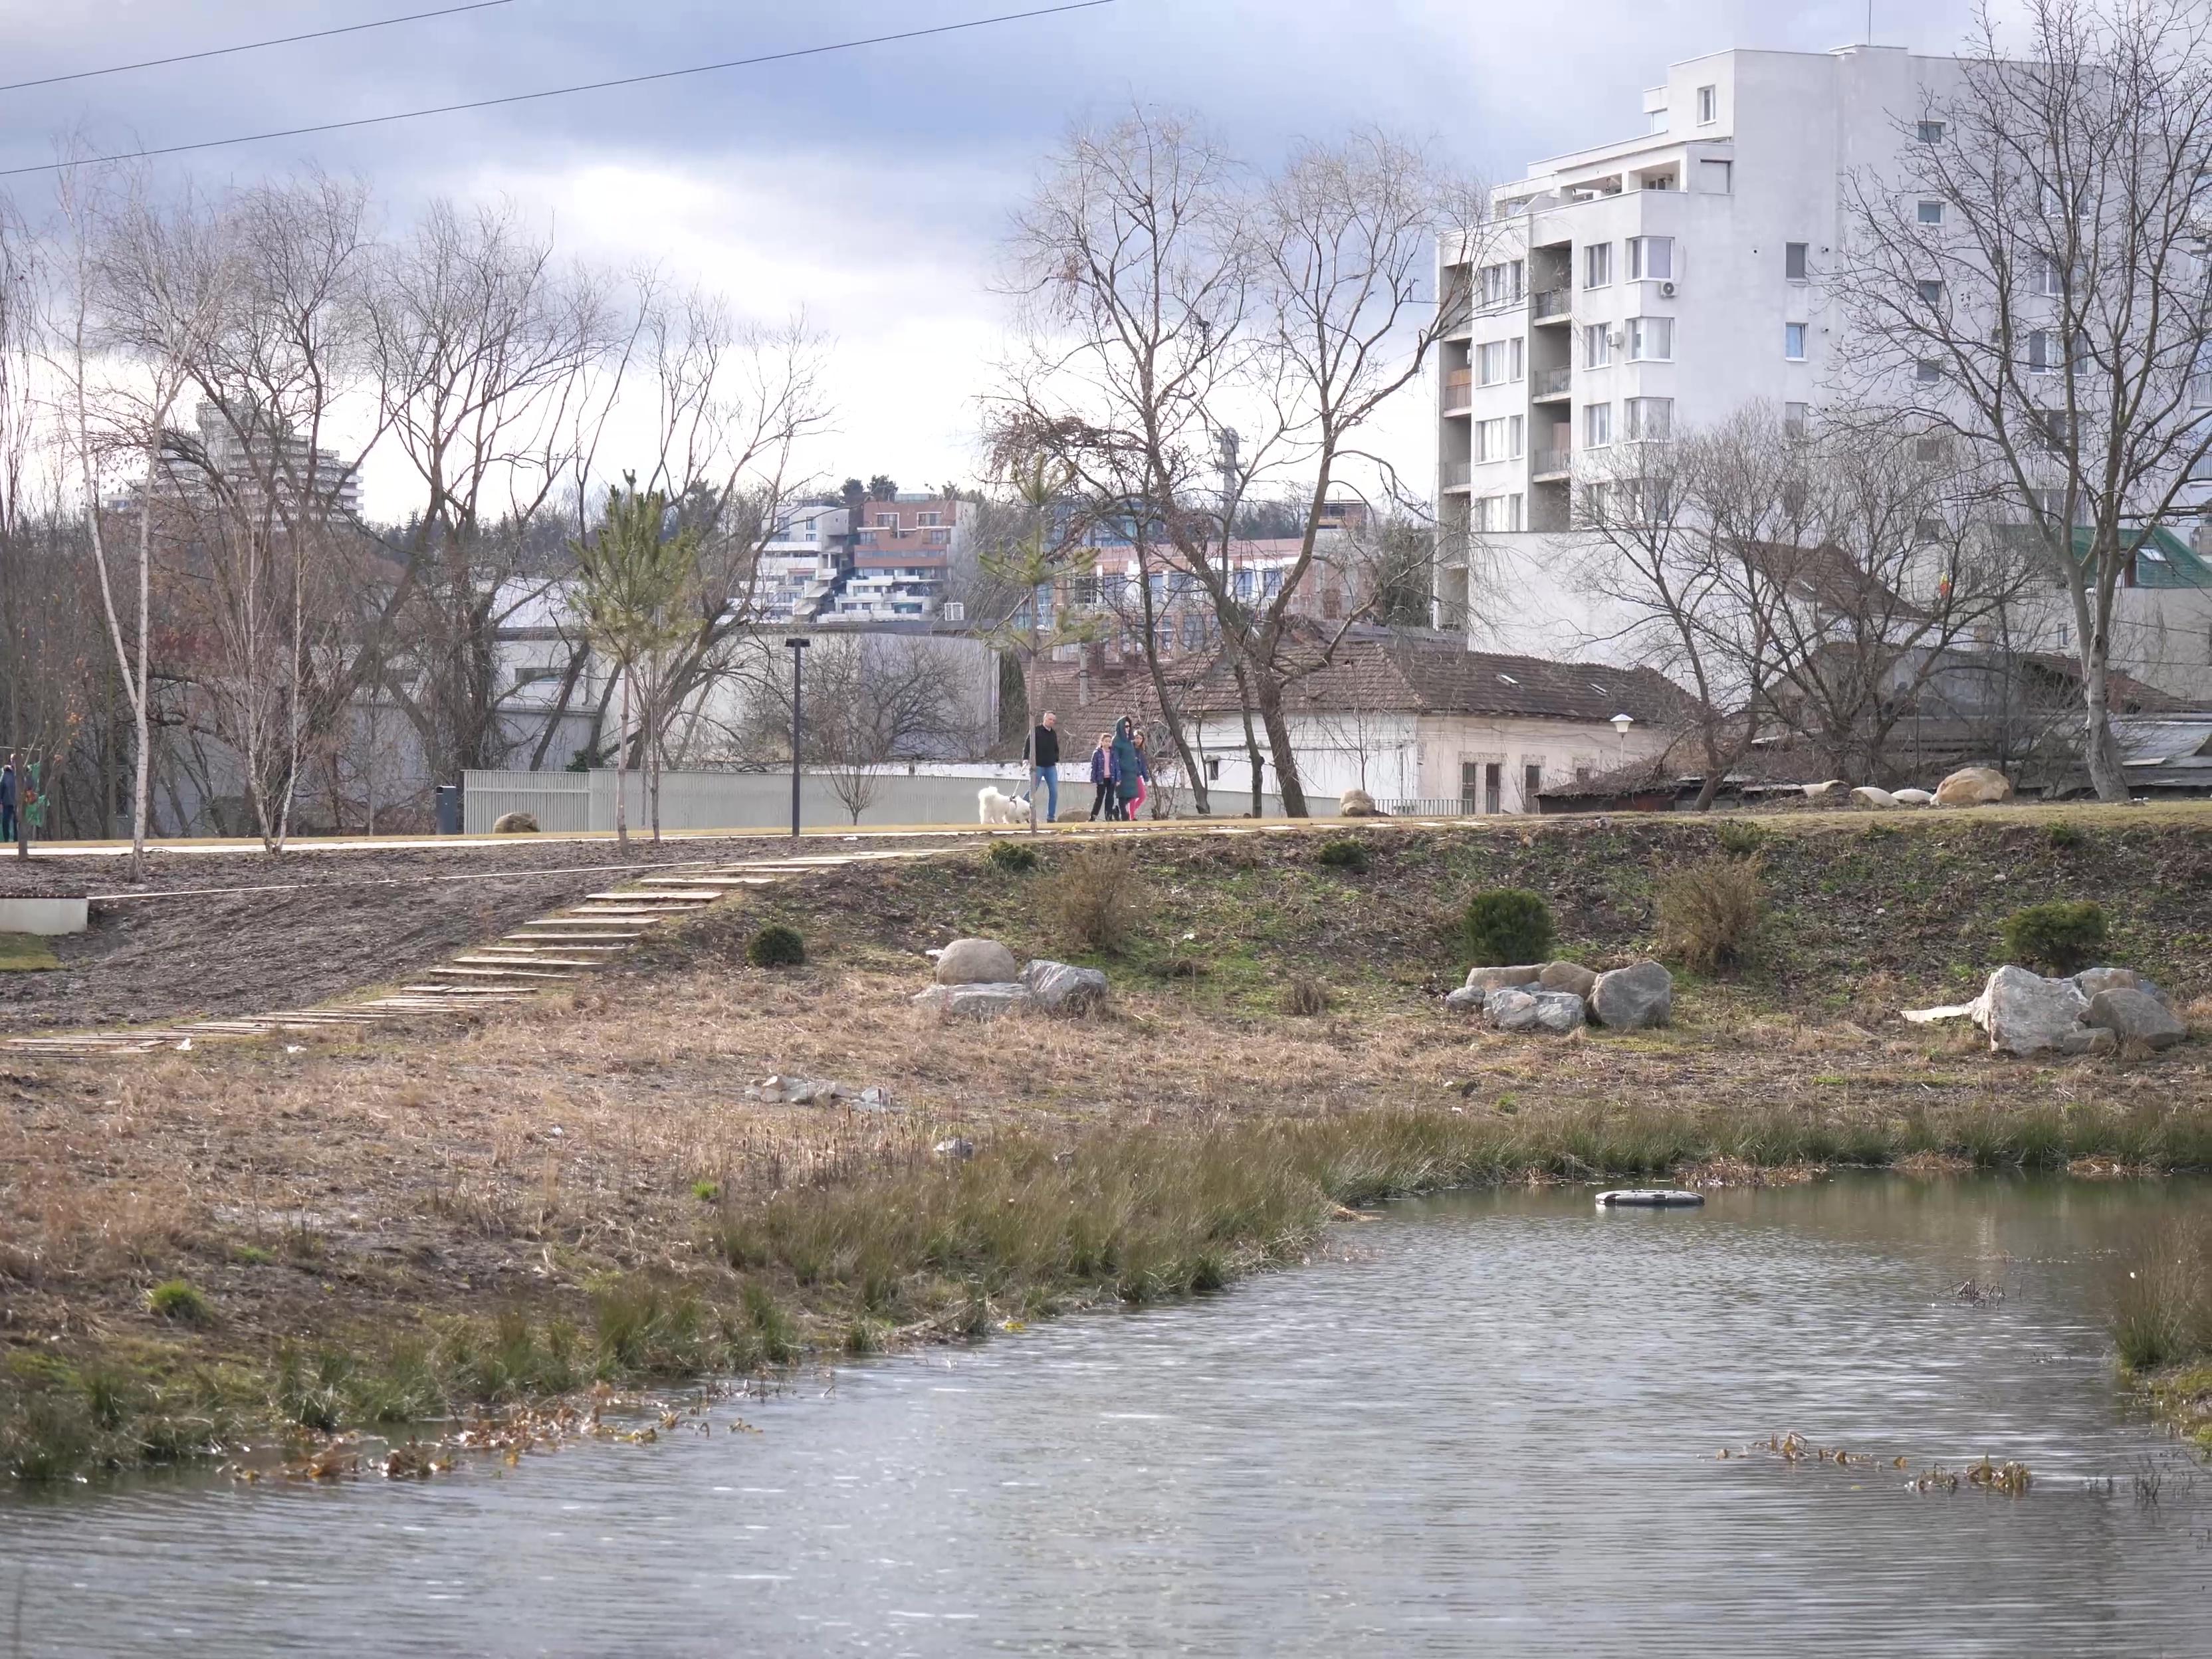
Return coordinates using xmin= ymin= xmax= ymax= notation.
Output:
xmin=1607 ymin=331 xmax=1624 ymax=348
xmin=1659 ymin=280 xmax=1678 ymax=298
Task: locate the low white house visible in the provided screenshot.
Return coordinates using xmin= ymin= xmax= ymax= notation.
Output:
xmin=1030 ymin=628 xmax=1694 ymax=814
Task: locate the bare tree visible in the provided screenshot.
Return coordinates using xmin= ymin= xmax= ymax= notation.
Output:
xmin=1834 ymin=0 xmax=2212 ymax=799
xmin=998 ymin=109 xmax=1481 ymax=814
xmin=736 ymin=633 xmax=969 ymax=822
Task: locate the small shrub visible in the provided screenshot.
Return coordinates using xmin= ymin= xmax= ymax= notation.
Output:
xmin=1040 ymin=845 xmax=1146 ymax=954
xmin=1316 ymin=837 xmax=1370 ymax=873
xmin=745 ymin=924 xmax=806 ymax=968
xmin=1654 ymin=855 xmax=1767 ymax=973
xmin=2002 ymin=900 xmax=2108 ymax=975
xmin=692 ymin=1179 xmax=721 ymax=1204
xmin=146 ymin=1279 xmax=212 ymax=1325
xmin=987 ymin=839 xmax=1039 ymax=873
xmin=2110 ymin=1225 xmax=2210 ymax=1373
xmin=2046 ymin=821 xmax=2086 ymax=851
xmin=1715 ymin=820 xmax=1767 ymax=859
xmin=1460 ymin=888 xmax=1555 ymax=966
xmin=1281 ymin=978 xmax=1330 ymax=1017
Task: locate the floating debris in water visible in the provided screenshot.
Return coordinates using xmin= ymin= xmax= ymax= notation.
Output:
xmin=1729 ymin=1434 xmax=2032 ymax=1497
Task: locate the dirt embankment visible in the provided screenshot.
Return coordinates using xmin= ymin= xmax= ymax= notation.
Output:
xmin=0 ymin=833 xmax=958 ymax=1032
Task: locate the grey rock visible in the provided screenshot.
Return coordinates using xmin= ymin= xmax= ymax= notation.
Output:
xmin=1850 ymin=786 xmax=1898 ymax=809
xmin=1803 ymin=779 xmax=1848 ymax=803
xmin=491 ymin=811 xmax=540 ymax=833
xmin=1890 ymin=788 xmax=1935 ymax=806
xmin=1969 ymin=965 xmax=2091 ymax=1056
xmin=933 ymin=1137 xmax=976 ymax=1161
xmin=1021 ymin=958 xmax=1109 ymax=1013
xmin=1934 ymin=765 xmax=2013 ymax=807
xmin=2074 ymin=966 xmax=2177 ymax=1011
xmin=912 ymin=982 xmax=1033 ymax=1019
xmin=1444 ymin=985 xmax=1486 ymax=1014
xmin=1591 ymin=960 xmax=1673 ymax=1030
xmin=1465 ymin=963 xmax=1545 ymax=994
xmin=2060 ymin=1025 xmax=2120 ymax=1057
xmin=1485 ymin=986 xmax=1541 ymax=1032
xmin=1538 ymin=960 xmax=1599 ymax=998
xmin=744 ymin=1074 xmax=854 ymax=1105
xmin=2084 ymin=987 xmax=2188 ymax=1050
xmin=1532 ymin=990 xmax=1587 ymax=1032
xmin=935 ymin=937 xmax=1021 ymax=985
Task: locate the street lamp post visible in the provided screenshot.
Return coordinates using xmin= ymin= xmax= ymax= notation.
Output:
xmin=785 ymin=637 xmax=811 ymax=839
xmin=1610 ymin=712 xmax=1634 ymax=763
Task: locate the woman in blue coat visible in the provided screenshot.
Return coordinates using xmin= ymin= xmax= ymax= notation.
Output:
xmin=1112 ymin=717 xmax=1149 ymax=820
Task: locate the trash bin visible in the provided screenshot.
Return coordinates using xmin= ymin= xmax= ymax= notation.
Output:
xmin=434 ymin=784 xmax=462 ymax=834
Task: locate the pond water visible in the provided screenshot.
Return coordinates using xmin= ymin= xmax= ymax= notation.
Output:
xmin=4 ymin=1176 xmax=2210 ymax=1657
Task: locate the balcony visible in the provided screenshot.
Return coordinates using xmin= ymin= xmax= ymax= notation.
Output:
xmin=1531 ymin=365 xmax=1572 ymax=401
xmin=1442 ymin=368 xmax=1474 ymax=415
xmin=1531 ymin=446 xmax=1573 ymax=481
xmin=1531 ymin=288 xmax=1571 ymax=323
xmin=1439 ymin=300 xmax=1473 ymax=340
xmin=1441 ymin=460 xmax=1473 ymax=491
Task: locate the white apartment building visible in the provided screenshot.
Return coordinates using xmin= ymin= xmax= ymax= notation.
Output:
xmin=1436 ymin=45 xmax=1964 ymax=651
xmin=1435 ymin=41 xmax=2212 ymax=703
xmin=754 ymin=507 xmax=852 ymax=625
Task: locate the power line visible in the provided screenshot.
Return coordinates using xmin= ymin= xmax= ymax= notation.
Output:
xmin=0 ymin=1 xmax=516 ymax=96
xmin=0 ymin=1 xmax=1118 ymax=181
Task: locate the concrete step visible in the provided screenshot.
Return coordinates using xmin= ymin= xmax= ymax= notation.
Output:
xmin=419 ymin=965 xmax=580 ymax=982
xmin=582 ymin=889 xmax=720 ymax=903
xmin=453 ymin=952 xmax=604 ymax=969
xmin=501 ymin=933 xmax=640 ymax=944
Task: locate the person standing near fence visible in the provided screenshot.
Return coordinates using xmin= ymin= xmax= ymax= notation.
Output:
xmin=0 ymin=756 xmax=15 ymax=845
xmin=1028 ymin=711 xmax=1060 ymax=826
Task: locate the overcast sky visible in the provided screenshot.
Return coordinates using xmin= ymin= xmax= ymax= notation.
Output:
xmin=0 ymin=0 xmax=2001 ymax=514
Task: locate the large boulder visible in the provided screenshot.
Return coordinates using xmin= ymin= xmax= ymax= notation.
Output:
xmin=491 ymin=811 xmax=539 ymax=833
xmin=1803 ymin=780 xmax=1849 ymax=804
xmin=1850 ymin=786 xmax=1898 ymax=810
xmin=1531 ymin=990 xmax=1587 ymax=1033
xmin=1022 ymin=958 xmax=1109 ymax=1014
xmin=2084 ymin=987 xmax=2188 ymax=1051
xmin=1444 ymin=985 xmax=1486 ymax=1014
xmin=1538 ymin=960 xmax=1599 ymax=999
xmin=1591 ymin=960 xmax=1673 ymax=1031
xmin=1466 ymin=964 xmax=1546 ymax=994
xmin=1890 ymin=788 xmax=1936 ymax=806
xmin=2074 ymin=966 xmax=2176 ymax=1011
xmin=1968 ymin=964 xmax=2105 ymax=1055
xmin=1934 ymin=766 xmax=2014 ymax=808
xmin=935 ymin=938 xmax=1020 ymax=986
xmin=913 ymin=982 xmax=1032 ymax=1019
xmin=1339 ymin=788 xmax=1385 ymax=818
xmin=1485 ymin=986 xmax=1541 ymax=1032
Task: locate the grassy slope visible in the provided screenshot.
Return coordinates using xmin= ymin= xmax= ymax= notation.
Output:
xmin=7 ymin=805 xmax=2212 ymax=1480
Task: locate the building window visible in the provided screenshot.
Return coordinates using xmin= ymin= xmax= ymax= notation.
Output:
xmin=1916 ymin=357 xmax=1943 ymax=382
xmin=1785 ymin=322 xmax=1808 ymax=360
xmin=1917 ymin=278 xmax=1945 ymax=304
xmin=875 ymin=512 xmax=899 ymax=528
xmin=1473 ymin=493 xmax=1523 ymax=533
xmin=1698 ymin=159 xmax=1732 ymax=193
xmin=1583 ymin=401 xmax=1613 ymax=447
xmin=925 ymin=528 xmax=950 ymax=546
xmin=1476 ymin=337 xmax=1525 ymax=386
xmin=1914 ymin=435 xmax=1952 ymax=463
xmin=1648 ymin=109 xmax=1670 ymax=134
xmin=2028 ymin=329 xmax=2057 ymax=374
xmin=1478 ymin=259 xmax=1525 ymax=307
xmin=1697 ymin=84 xmax=1717 ymax=125
xmin=1918 ymin=200 xmax=1945 ymax=225
xmin=916 ymin=510 xmax=942 ymax=527
xmin=1583 ymin=323 xmax=1612 ymax=368
xmin=2037 ymin=253 xmax=2066 ymax=296
xmin=1628 ymin=317 xmax=1673 ymax=361
xmin=1785 ymin=242 xmax=1809 ymax=282
xmin=1476 ymin=415 xmax=1522 ymax=461
xmin=2037 ymin=409 xmax=2076 ymax=451
xmin=1624 ymin=396 xmax=1674 ymax=440
xmin=1918 ymin=120 xmax=1945 ymax=143
xmin=1583 ymin=242 xmax=1612 ymax=288
xmin=1627 ymin=235 xmax=1674 ymax=280
xmin=1523 ymin=762 xmax=1543 ymax=812
xmin=1784 ymin=401 xmax=1810 ymax=439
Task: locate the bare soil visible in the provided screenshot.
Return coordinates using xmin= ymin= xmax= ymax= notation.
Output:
xmin=0 ymin=833 xmax=958 ymax=1032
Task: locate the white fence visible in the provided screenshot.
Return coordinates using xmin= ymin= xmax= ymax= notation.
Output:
xmin=1376 ymin=798 xmax=1476 ymax=818
xmin=461 ymin=766 xmax=1289 ymax=833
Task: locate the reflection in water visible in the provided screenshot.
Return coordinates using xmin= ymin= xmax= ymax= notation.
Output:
xmin=3 ymin=1176 xmax=2209 ymax=1657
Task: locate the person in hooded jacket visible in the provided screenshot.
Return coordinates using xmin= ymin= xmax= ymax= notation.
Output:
xmin=1112 ymin=717 xmax=1150 ymax=821
xmin=1087 ymin=730 xmax=1118 ymax=820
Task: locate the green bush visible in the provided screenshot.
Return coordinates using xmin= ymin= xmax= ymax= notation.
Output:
xmin=2002 ymin=901 xmax=2108 ymax=975
xmin=1316 ymin=837 xmax=1371 ymax=873
xmin=1654 ymin=855 xmax=1766 ymax=973
xmin=2046 ymin=822 xmax=2086 ymax=851
xmin=1460 ymin=888 xmax=1555 ymax=966
xmin=1715 ymin=820 xmax=1767 ymax=859
xmin=745 ymin=925 xmax=807 ymax=968
xmin=988 ymin=839 xmax=1040 ymax=873
xmin=146 ymin=1280 xmax=212 ymax=1325
xmin=1041 ymin=845 xmax=1146 ymax=954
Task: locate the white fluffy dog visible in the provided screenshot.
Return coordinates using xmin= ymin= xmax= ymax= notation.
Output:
xmin=978 ymin=785 xmax=1032 ymax=826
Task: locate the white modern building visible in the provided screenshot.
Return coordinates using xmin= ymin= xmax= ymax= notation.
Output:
xmin=755 ymin=506 xmax=853 ymax=625
xmin=1434 ymin=41 xmax=2212 ymax=703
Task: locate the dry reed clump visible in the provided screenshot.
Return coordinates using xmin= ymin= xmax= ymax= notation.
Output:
xmin=1038 ymin=845 xmax=1147 ymax=954
xmin=1654 ymin=855 xmax=1767 ymax=973
xmin=2111 ymin=1218 xmax=2212 ymax=1373
xmin=1281 ymin=978 xmax=1330 ymax=1017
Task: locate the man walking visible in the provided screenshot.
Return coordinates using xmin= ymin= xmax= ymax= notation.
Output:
xmin=0 ymin=754 xmax=15 ymax=845
xmin=1028 ymin=711 xmax=1060 ymax=826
